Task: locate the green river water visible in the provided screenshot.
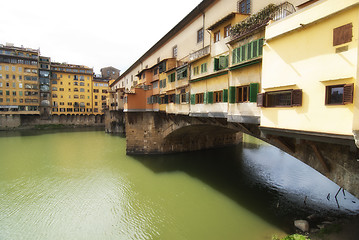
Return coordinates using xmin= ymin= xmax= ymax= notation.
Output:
xmin=0 ymin=130 xmax=358 ymax=240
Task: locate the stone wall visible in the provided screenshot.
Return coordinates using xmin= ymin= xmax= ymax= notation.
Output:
xmin=125 ymin=112 xmax=243 ymax=154
xmin=104 ymin=110 xmax=125 ymax=134
xmin=0 ymin=114 xmax=104 ymax=130
xmin=0 ymin=115 xmax=21 ymax=129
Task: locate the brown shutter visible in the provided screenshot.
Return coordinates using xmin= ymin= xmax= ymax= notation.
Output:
xmin=333 ymin=23 xmax=353 ymax=46
xmin=257 ymin=93 xmax=266 ymax=107
xmin=291 ymin=89 xmax=303 ymax=106
xmin=343 ymin=83 xmax=354 ymax=104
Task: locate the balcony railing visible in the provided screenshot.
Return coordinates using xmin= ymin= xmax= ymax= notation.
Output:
xmin=189 ymin=45 xmax=210 ymax=62
xmin=230 ymin=2 xmax=295 ymax=40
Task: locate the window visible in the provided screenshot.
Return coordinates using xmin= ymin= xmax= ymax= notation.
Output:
xmin=229 ymin=83 xmax=258 ymax=103
xmin=153 ymin=81 xmax=158 ymax=89
xmin=232 ymin=38 xmax=264 ymax=64
xmin=193 ymin=66 xmax=199 ymax=76
xmin=173 ymin=45 xmax=177 ymax=58
xmin=325 ymin=84 xmax=353 ymax=105
xmin=224 ymin=25 xmax=231 ymax=38
xmin=12 ymin=66 xmax=15 ymax=71
xmin=238 ymin=0 xmax=250 ymax=14
xmin=177 ymin=67 xmax=187 ymax=80
xmin=195 ymin=93 xmax=204 ymax=104
xmin=236 ymin=85 xmax=249 ymax=102
xmin=257 ymin=89 xmax=302 ymax=107
xmin=197 ymin=28 xmax=204 ymax=43
xmin=168 ymin=72 xmax=176 ymax=82
xmin=214 ymin=55 xmax=229 ymax=71
xmin=333 ymin=23 xmax=352 ymax=46
xmin=214 ymin=31 xmax=220 ymax=42
xmin=18 ymin=67 xmax=22 ymax=72
xmin=214 ymin=91 xmax=223 ymax=103
xmin=201 ymin=63 xmax=207 ymax=73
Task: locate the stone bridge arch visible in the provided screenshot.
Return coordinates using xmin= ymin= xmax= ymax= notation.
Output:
xmin=125 ymin=111 xmax=359 ymax=198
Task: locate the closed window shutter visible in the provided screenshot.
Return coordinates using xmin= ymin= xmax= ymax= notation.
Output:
xmin=343 ymin=83 xmax=354 ymax=104
xmin=225 ymin=55 xmax=229 ymax=68
xmin=186 ymin=92 xmax=189 ymax=103
xmin=249 ymin=83 xmax=259 ymax=102
xmin=204 ymin=92 xmax=208 ymax=104
xmin=291 ymin=89 xmax=303 ymax=106
xmin=232 ymin=49 xmax=237 ymax=64
xmin=333 ymin=23 xmax=353 ymax=46
xmin=175 ymin=94 xmax=180 ymax=104
xmin=159 ymin=80 xmax=162 ymax=88
xmin=223 ymin=89 xmax=228 ymax=102
xmin=241 ymin=45 xmax=246 ymax=61
xmin=257 ymin=93 xmax=266 ymax=107
xmin=247 ymin=42 xmax=252 ymax=59
xmin=258 ymin=38 xmax=264 ymax=56
xmin=190 ymin=94 xmax=195 ymax=105
xmin=214 ymin=58 xmax=219 ymax=71
xmin=229 ymin=86 xmax=236 ymax=103
xmin=165 ymin=95 xmax=168 ymax=104
xmin=252 ymin=40 xmax=258 ymax=58
xmin=208 ymin=91 xmax=214 ymax=104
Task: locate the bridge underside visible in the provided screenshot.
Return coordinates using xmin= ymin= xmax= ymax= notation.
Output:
xmin=124 ymin=111 xmax=359 ymax=199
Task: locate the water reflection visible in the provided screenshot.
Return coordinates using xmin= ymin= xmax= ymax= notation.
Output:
xmin=133 ymin=134 xmax=359 ymax=231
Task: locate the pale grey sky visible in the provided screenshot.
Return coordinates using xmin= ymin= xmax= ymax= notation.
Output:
xmin=0 ymin=0 xmax=203 ymax=74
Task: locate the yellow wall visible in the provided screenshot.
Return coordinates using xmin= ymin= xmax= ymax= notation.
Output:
xmin=0 ymin=49 xmax=40 ymax=114
xmin=51 ymin=71 xmax=93 ymax=115
xmin=261 ymin=0 xmax=359 ymax=135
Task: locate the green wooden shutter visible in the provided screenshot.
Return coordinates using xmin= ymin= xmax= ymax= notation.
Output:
xmin=214 ymin=58 xmax=219 ymax=71
xmin=249 ymin=83 xmax=259 ymax=102
xmin=175 ymin=94 xmax=180 ymax=104
xmin=186 ymin=92 xmax=190 ymax=103
xmin=191 ymin=94 xmax=195 ymax=105
xmin=247 ymin=42 xmax=253 ymax=59
xmin=229 ymin=86 xmax=236 ymax=103
xmin=241 ymin=45 xmax=246 ymax=62
xmin=159 ymin=80 xmax=163 ymax=88
xmin=204 ymin=92 xmax=208 ymax=104
xmin=232 ymin=49 xmax=237 ymax=64
xmin=252 ymin=40 xmax=258 ymax=58
xmin=223 ymin=89 xmax=228 ymax=102
xmin=225 ymin=55 xmax=229 ymax=68
xmin=258 ymin=38 xmax=264 ymax=56
xmin=208 ymin=91 xmax=214 ymax=104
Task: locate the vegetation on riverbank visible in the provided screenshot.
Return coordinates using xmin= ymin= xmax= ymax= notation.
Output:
xmin=272 ymin=234 xmax=310 ymax=240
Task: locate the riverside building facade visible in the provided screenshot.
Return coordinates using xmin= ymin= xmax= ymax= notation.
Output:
xmin=0 ymin=43 xmax=113 ymax=119
xmin=0 ymin=43 xmax=40 ymax=114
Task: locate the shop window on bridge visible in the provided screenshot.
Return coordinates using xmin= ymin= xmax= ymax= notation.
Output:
xmin=168 ymin=73 xmax=176 ymax=82
xmin=232 ymin=38 xmax=263 ymax=65
xmin=229 ymin=83 xmax=259 ymax=103
xmin=168 ymin=94 xmax=175 ymax=103
xmin=214 ymin=55 xmax=228 ymax=71
xmin=193 ymin=93 xmax=204 ymax=104
xmin=257 ymin=89 xmax=302 ymax=107
xmin=214 ymin=91 xmax=223 ymax=103
xmin=325 ymin=84 xmax=353 ymax=105
xmin=177 ymin=67 xmax=187 ymax=80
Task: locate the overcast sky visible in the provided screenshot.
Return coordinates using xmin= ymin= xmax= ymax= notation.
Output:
xmin=0 ymin=0 xmax=203 ymax=75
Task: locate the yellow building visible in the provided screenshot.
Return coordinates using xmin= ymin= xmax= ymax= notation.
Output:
xmin=92 ymin=77 xmax=110 ymax=115
xmin=259 ymin=0 xmax=358 ymax=139
xmin=50 ymin=63 xmax=93 ymax=115
xmin=0 ymin=43 xmax=40 ymax=114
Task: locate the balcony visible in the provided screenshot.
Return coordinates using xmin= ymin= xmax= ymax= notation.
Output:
xmin=230 ymin=2 xmax=296 ymax=40
xmin=189 ymin=46 xmax=210 ymax=62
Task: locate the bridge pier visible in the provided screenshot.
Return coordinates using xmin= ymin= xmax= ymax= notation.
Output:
xmin=125 ymin=112 xmax=243 ymax=154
